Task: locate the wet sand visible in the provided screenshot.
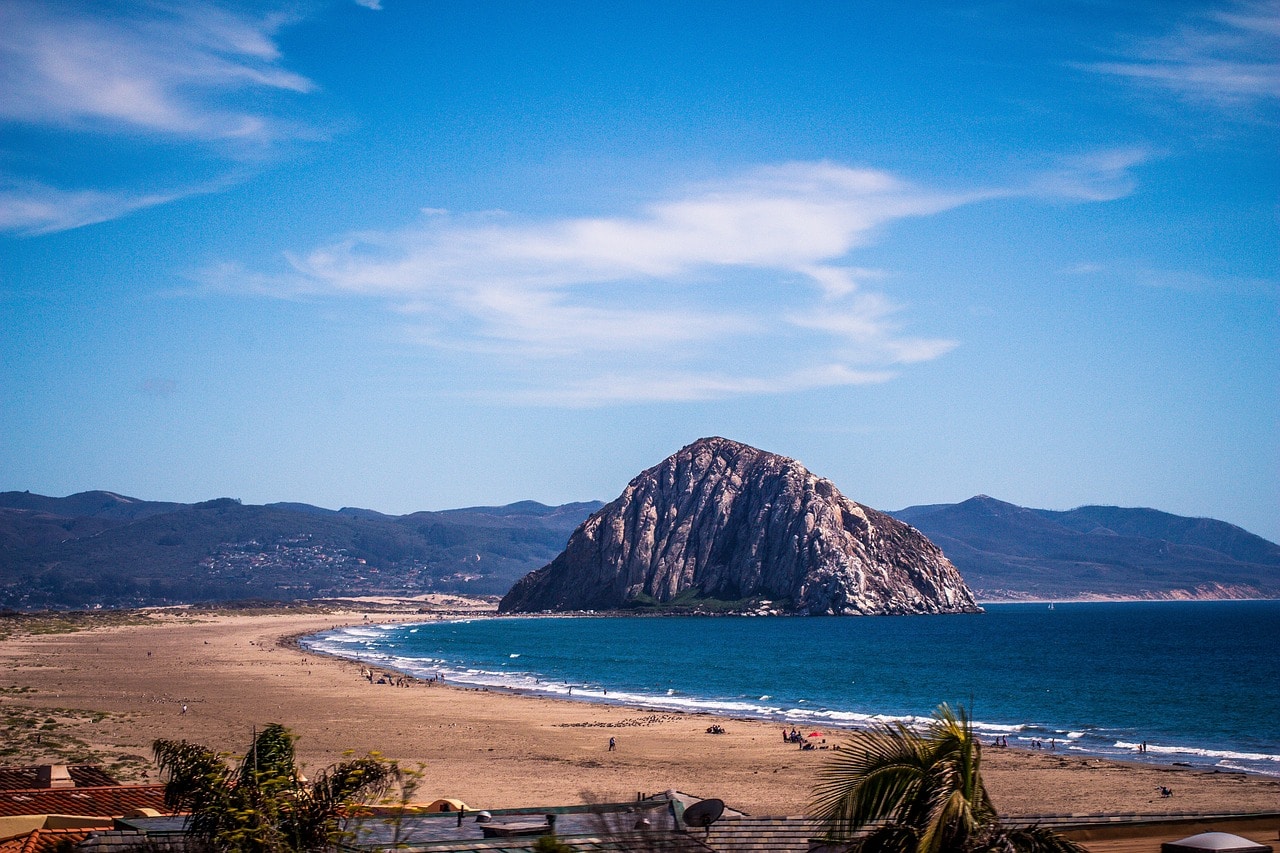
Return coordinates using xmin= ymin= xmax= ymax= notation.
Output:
xmin=2 ymin=606 xmax=1278 ymax=818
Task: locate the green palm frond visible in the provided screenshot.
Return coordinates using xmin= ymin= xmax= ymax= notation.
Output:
xmin=239 ymin=724 xmax=298 ymax=788
xmin=154 ymin=725 xmax=400 ymax=853
xmin=283 ymin=758 xmax=400 ymax=852
xmin=850 ymin=823 xmax=920 ymax=853
xmin=811 ymin=720 xmax=931 ymax=838
xmin=152 ymin=739 xmax=233 ymax=816
xmin=812 ymin=704 xmax=1078 ymax=853
xmin=972 ymin=826 xmax=1088 ymax=853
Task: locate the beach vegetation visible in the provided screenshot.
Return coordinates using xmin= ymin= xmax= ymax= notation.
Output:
xmin=0 ymin=609 xmax=154 ymax=639
xmin=0 ymin=702 xmax=144 ymax=770
xmin=812 ymin=704 xmax=1084 ymax=853
xmin=153 ymin=723 xmax=399 ymax=853
xmin=620 ymin=589 xmax=791 ymax=613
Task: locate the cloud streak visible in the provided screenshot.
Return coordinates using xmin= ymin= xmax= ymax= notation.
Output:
xmin=208 ymin=157 xmax=1142 ymax=406
xmin=0 ymin=1 xmax=318 ymax=235
xmin=0 ymin=177 xmax=226 ymax=236
xmin=0 ymin=1 xmax=312 ymax=141
xmin=1080 ymin=1 xmax=1280 ymax=112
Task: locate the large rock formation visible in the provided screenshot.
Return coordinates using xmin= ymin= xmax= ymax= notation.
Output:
xmin=500 ymin=437 xmax=979 ymax=615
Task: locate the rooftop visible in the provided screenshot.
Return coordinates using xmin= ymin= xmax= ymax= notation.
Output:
xmin=0 ymin=826 xmax=101 ymax=853
xmin=0 ymin=768 xmax=117 ymax=792
xmin=0 ymin=786 xmax=168 ymax=819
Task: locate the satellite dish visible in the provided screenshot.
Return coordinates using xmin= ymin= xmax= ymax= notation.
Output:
xmin=683 ymin=798 xmax=724 ymax=829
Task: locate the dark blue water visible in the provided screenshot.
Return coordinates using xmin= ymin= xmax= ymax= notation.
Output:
xmin=302 ymin=601 xmax=1280 ymax=776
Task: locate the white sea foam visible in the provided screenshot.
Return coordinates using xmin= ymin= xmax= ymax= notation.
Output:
xmin=971 ymin=721 xmax=1027 ymax=734
xmin=304 ymin=641 xmax=1280 ymax=777
xmin=1115 ymin=741 xmax=1280 ymax=763
xmin=299 ymin=609 xmax=1280 ymax=778
xmin=330 ymin=628 xmax=387 ymax=639
xmin=1219 ymin=761 xmax=1280 ymax=778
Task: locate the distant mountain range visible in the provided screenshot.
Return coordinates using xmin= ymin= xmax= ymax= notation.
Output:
xmin=0 ymin=491 xmax=601 ymax=609
xmin=1 ymin=489 xmax=1276 ymax=609
xmin=889 ymin=496 xmax=1280 ymax=600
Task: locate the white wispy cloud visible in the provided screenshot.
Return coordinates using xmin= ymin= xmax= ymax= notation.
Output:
xmin=1056 ymin=260 xmax=1278 ymax=298
xmin=1080 ymin=1 xmax=1280 ymax=112
xmin=285 ymin=163 xmax=975 ymax=294
xmin=205 ymin=157 xmax=1143 ymax=406
xmin=0 ymin=178 xmax=192 ymax=236
xmin=0 ymin=1 xmax=317 ymax=235
xmin=1134 ymin=266 xmax=1279 ymax=297
xmin=0 ymin=1 xmax=312 ymax=140
xmin=508 ymin=364 xmax=901 ymax=406
xmin=1029 ymin=148 xmax=1151 ymax=202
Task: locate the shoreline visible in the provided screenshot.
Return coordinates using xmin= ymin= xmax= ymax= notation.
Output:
xmin=975 ymin=597 xmax=1280 ymax=604
xmin=300 ymin=611 xmax=1280 ymax=782
xmin=2 ymin=606 xmax=1278 ymax=817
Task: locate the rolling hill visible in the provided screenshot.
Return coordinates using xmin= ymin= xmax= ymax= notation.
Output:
xmin=889 ymin=495 xmax=1280 ymax=600
xmin=3 ymin=489 xmax=1276 ymax=609
xmin=0 ymin=491 xmax=601 ymax=609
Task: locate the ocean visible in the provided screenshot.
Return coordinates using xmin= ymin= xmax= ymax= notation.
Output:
xmin=301 ymin=600 xmax=1280 ymax=777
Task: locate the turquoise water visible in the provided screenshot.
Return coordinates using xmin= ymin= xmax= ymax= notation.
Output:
xmin=302 ymin=600 xmax=1280 ymax=776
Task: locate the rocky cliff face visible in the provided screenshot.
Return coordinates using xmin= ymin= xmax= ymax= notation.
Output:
xmin=500 ymin=437 xmax=979 ymax=615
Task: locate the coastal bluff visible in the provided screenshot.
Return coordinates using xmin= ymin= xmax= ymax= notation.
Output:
xmin=499 ymin=437 xmax=979 ymax=615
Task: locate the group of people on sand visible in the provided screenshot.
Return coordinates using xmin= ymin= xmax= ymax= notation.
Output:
xmin=993 ymin=732 xmax=1054 ymax=742
xmin=359 ymin=666 xmax=439 ymax=688
xmin=782 ymin=727 xmax=836 ymax=750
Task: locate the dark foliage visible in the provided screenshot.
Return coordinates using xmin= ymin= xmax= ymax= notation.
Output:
xmin=153 ymin=724 xmax=397 ymax=853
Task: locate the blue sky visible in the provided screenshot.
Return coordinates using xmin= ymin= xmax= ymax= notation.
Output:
xmin=1 ymin=0 xmax=1277 ymax=541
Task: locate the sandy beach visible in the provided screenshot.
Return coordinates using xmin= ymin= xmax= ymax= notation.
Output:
xmin=2 ymin=603 xmax=1278 ymax=819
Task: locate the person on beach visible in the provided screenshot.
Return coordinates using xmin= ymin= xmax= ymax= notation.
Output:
xmin=608 ymin=737 xmax=616 ymax=751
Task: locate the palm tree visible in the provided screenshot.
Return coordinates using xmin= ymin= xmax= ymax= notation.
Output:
xmin=153 ymin=723 xmax=398 ymax=853
xmin=811 ymin=704 xmax=1083 ymax=853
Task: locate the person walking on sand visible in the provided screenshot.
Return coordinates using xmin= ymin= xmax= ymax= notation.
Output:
xmin=608 ymin=737 xmax=616 ymax=751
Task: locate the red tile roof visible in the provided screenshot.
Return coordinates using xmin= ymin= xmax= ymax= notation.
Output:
xmin=0 ymin=827 xmax=102 ymax=853
xmin=0 ymin=768 xmax=117 ymax=791
xmin=0 ymin=785 xmax=168 ymax=818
